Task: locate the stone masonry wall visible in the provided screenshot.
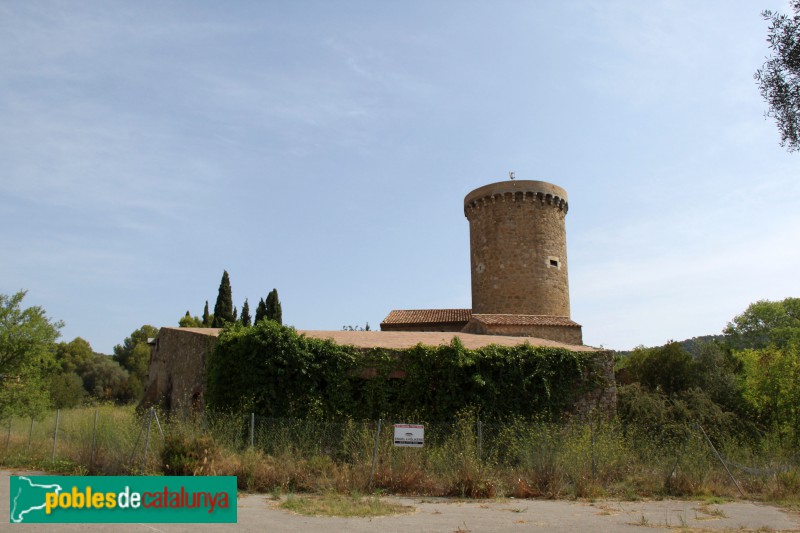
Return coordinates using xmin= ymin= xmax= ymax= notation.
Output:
xmin=460 ymin=321 xmax=583 ymax=345
xmin=574 ymin=350 xmax=617 ymax=419
xmin=140 ymin=327 xmax=219 ymax=414
xmin=465 ymin=180 xmax=571 ymax=318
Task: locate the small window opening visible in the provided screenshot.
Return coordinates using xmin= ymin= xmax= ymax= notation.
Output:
xmin=549 ymin=259 xmax=559 ymax=267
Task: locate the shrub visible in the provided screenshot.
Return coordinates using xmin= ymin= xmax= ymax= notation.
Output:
xmin=161 ymin=434 xmax=219 ymax=476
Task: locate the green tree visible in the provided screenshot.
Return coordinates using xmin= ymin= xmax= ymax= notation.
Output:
xmin=755 ymin=1 xmax=800 ymax=151
xmin=693 ymin=341 xmax=746 ymax=415
xmin=179 ymin=311 xmax=203 ymax=328
xmin=737 ymin=343 xmax=800 ymax=442
xmin=202 ymin=301 xmax=211 ymax=327
xmin=240 ymin=299 xmax=251 ymax=327
xmin=0 ymin=291 xmax=63 ymax=418
xmin=265 ymin=288 xmax=282 ymax=325
xmin=254 ymin=298 xmax=267 ymax=325
xmin=54 ymin=337 xmax=94 ymax=374
xmin=113 ymin=325 xmax=157 ymax=401
xmin=623 ymin=342 xmax=696 ymax=395
xmin=48 ymin=372 xmax=85 ymax=408
xmin=212 ymin=271 xmax=234 ymax=327
xmin=724 ymin=297 xmax=800 ymax=350
xmin=81 ymin=354 xmax=130 ymax=401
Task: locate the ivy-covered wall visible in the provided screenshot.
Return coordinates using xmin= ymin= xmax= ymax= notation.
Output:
xmin=204 ymin=321 xmax=614 ymax=420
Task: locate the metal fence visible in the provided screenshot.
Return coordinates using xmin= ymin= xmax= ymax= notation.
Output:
xmin=1 ymin=406 xmax=796 ymax=498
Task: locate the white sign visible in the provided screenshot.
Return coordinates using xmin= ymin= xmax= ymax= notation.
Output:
xmin=393 ymin=424 xmax=424 ymax=447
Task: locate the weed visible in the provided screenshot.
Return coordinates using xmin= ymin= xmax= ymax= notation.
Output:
xmin=694 ymin=503 xmax=727 ymax=519
xmin=2 ymin=406 xmax=799 ymax=504
xmin=278 ymin=492 xmax=412 ymax=517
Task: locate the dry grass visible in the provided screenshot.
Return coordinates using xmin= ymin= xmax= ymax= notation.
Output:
xmin=279 ymin=492 xmax=413 ymax=517
xmin=1 ymin=406 xmax=798 ymax=506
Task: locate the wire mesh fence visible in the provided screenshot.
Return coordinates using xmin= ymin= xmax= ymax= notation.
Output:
xmin=1 ymin=406 xmax=798 ymax=499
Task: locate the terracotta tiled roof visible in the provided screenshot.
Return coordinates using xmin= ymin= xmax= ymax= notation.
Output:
xmin=300 ymin=330 xmax=598 ymax=351
xmin=381 ymin=309 xmax=472 ymax=324
xmin=469 ymin=314 xmax=581 ymax=327
xmin=173 ymin=327 xmax=222 ymax=336
xmin=159 ymin=327 xmax=599 ymax=351
xmin=381 ymin=309 xmax=472 ymax=325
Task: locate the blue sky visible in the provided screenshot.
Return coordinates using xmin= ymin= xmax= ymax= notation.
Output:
xmin=1 ymin=1 xmax=798 ymax=353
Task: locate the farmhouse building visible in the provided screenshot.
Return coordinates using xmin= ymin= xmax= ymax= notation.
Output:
xmin=142 ymin=177 xmax=611 ymax=415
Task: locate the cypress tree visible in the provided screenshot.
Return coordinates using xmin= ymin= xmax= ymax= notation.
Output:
xmin=202 ymin=301 xmax=210 ymax=327
xmin=212 ymin=270 xmax=234 ymax=327
xmin=265 ymin=288 xmax=282 ymax=325
xmin=241 ymin=299 xmax=252 ymax=327
xmin=233 ymin=306 xmax=238 ymax=322
xmin=254 ymin=298 xmax=267 ymax=325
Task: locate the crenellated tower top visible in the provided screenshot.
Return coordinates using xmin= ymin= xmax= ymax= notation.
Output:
xmin=464 ymin=180 xmax=568 ymax=219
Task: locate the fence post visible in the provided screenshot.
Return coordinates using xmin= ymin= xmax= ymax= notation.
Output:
xmin=128 ymin=417 xmax=146 ymax=467
xmin=153 ymin=410 xmax=165 ymax=442
xmin=665 ymin=431 xmax=689 ymax=492
xmin=477 ymin=419 xmax=483 ymax=462
xmin=5 ymin=419 xmax=11 ymax=450
xmin=368 ymin=418 xmax=382 ymax=490
xmin=28 ymin=417 xmax=34 ymax=446
xmin=250 ymin=413 xmax=255 ymax=448
xmin=697 ymin=424 xmax=745 ymax=498
xmin=590 ymin=416 xmax=597 ymax=481
xmin=51 ymin=409 xmax=60 ymax=463
xmin=142 ymin=408 xmax=154 ymax=473
xmin=90 ymin=410 xmax=99 ymax=472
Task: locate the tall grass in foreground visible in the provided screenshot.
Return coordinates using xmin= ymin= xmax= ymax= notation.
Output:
xmin=1 ymin=405 xmax=798 ymax=503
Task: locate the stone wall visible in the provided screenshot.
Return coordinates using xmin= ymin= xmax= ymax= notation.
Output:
xmin=464 ymin=180 xmax=571 ymax=318
xmin=140 ymin=327 xmax=219 ymax=414
xmin=573 ymin=350 xmax=617 ymax=419
xmin=461 ymin=320 xmax=583 ymax=345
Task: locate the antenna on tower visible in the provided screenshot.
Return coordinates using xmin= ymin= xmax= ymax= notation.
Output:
xmin=509 ymin=171 xmax=515 ymax=180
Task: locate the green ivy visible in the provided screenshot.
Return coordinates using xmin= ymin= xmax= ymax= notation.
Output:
xmin=205 ymin=321 xmax=601 ymax=421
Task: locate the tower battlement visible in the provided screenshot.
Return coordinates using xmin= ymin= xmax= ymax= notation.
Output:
xmin=464 ymin=180 xmax=568 ymax=218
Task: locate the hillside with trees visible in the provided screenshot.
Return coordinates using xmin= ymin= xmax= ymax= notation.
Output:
xmin=615 ymin=297 xmax=800 ymax=446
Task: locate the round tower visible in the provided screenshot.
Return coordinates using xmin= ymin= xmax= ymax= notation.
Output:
xmin=464 ymin=179 xmax=571 ymax=317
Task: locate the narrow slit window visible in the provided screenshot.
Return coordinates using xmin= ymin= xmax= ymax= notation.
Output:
xmin=548 ymin=258 xmax=560 ymax=268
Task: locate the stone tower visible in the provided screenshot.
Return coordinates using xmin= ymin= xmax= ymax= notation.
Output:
xmin=381 ymin=177 xmax=582 ymax=344
xmin=464 ymin=179 xmax=571 ymax=318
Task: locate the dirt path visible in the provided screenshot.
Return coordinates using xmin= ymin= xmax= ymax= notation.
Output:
xmin=3 ymin=469 xmax=798 ymax=532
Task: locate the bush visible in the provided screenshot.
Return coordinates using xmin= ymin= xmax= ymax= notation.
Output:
xmin=161 ymin=434 xmax=219 ymax=476
xmin=49 ymin=372 xmax=86 ymax=408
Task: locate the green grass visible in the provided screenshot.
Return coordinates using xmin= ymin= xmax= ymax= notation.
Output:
xmin=279 ymin=493 xmax=413 ymax=517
